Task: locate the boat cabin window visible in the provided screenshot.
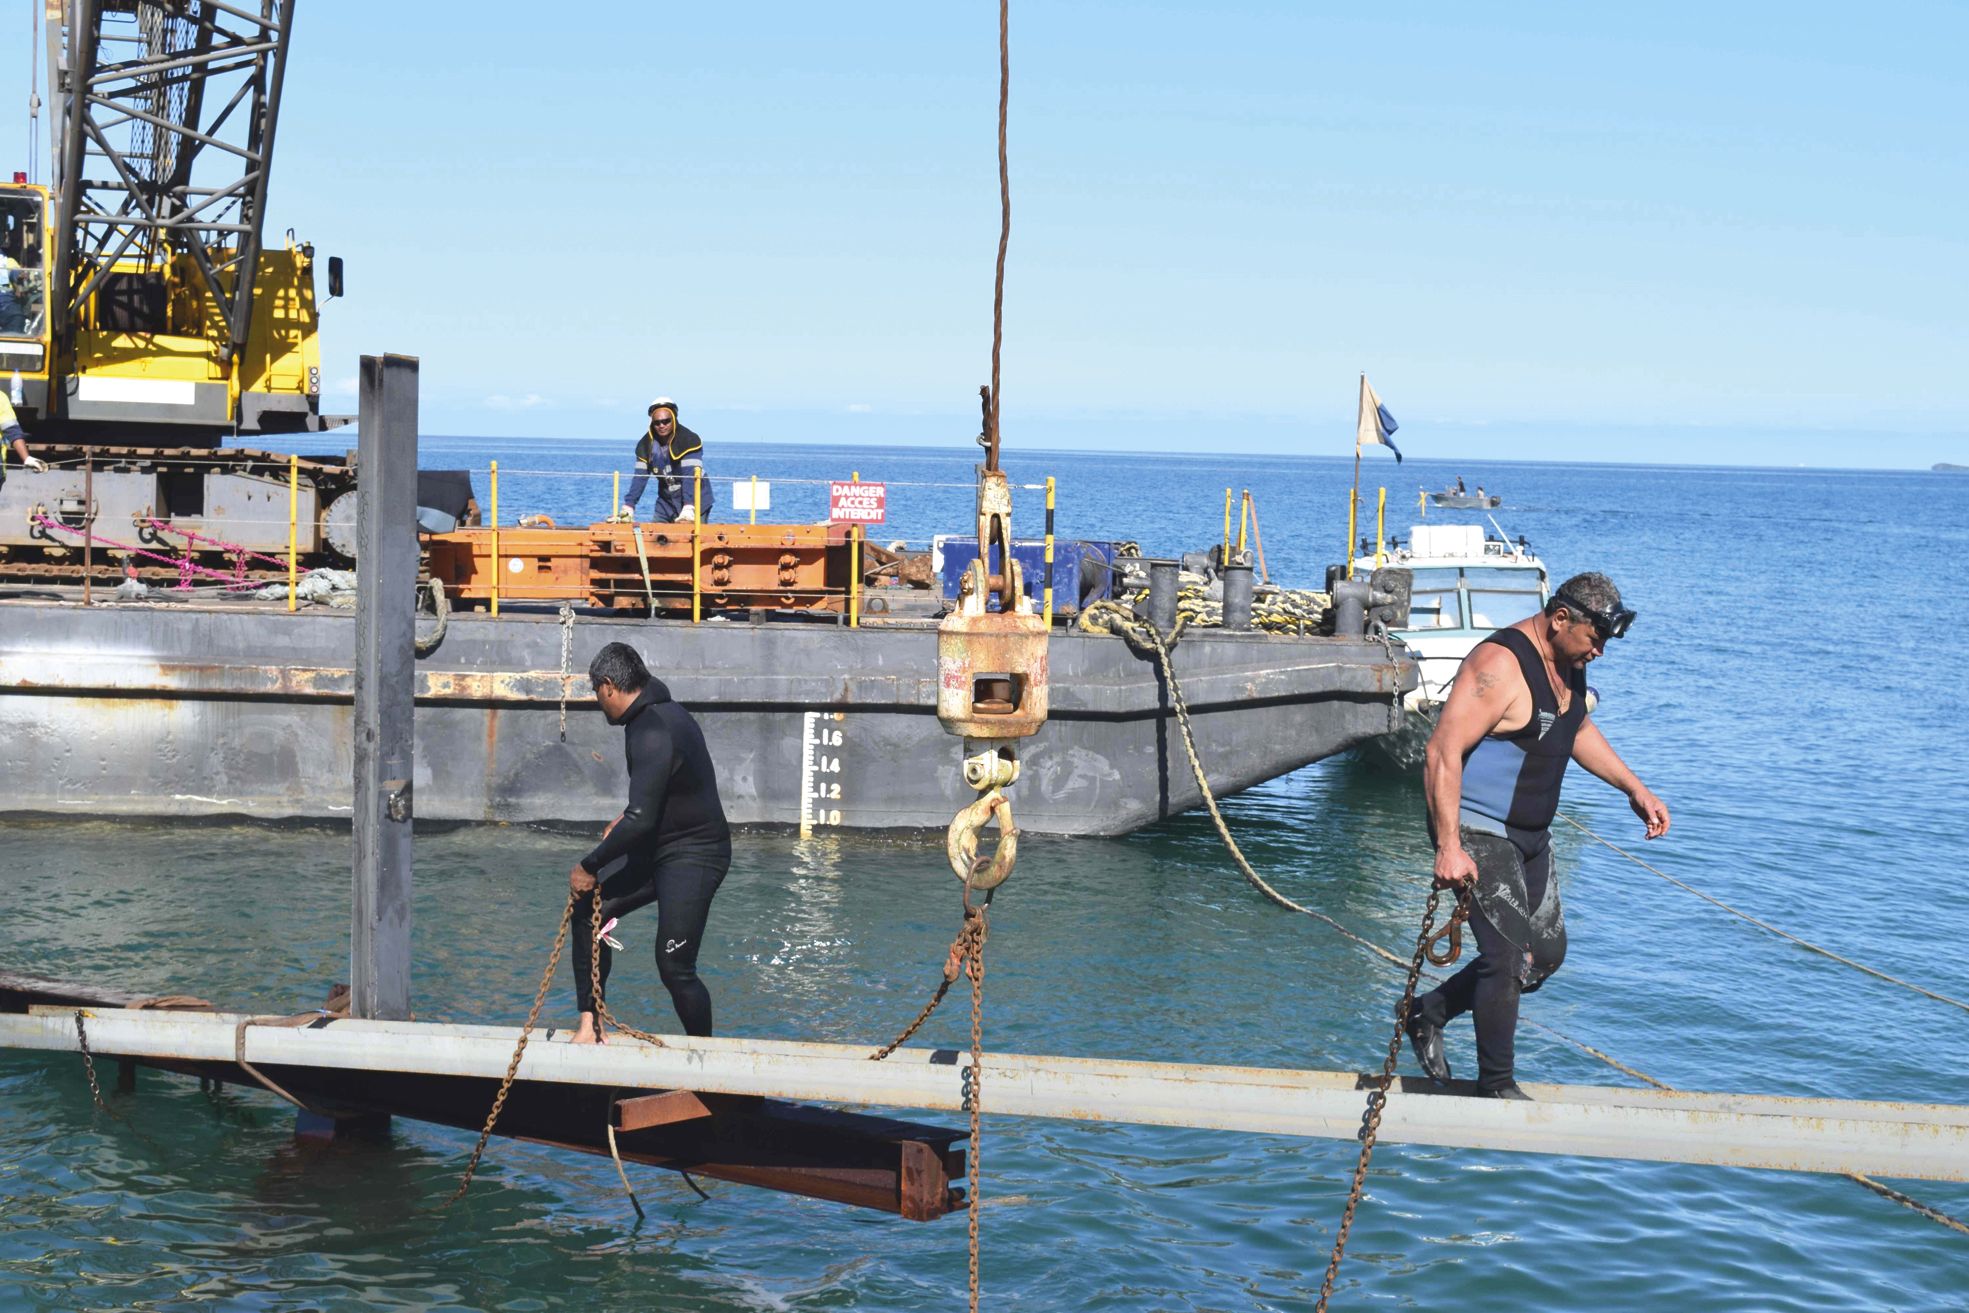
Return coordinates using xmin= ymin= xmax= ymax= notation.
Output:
xmin=1462 ymin=566 xmax=1548 ymax=630
xmin=0 ymin=194 xmax=45 ymax=338
xmin=1405 ymin=567 xmax=1463 ymax=629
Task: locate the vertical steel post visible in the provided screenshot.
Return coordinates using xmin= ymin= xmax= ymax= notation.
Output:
xmin=749 ymin=473 xmax=758 ymax=526
xmin=612 ymin=469 xmax=620 ymax=520
xmin=1375 ymin=487 xmax=1387 ymax=565
xmin=849 ymin=471 xmax=861 ymax=628
xmin=488 ymin=460 xmax=500 ymax=616
xmin=1345 ymin=487 xmax=1359 ymax=580
xmin=692 ymin=468 xmax=703 ymax=623
xmin=1347 ymin=444 xmax=1362 ymax=579
xmin=1042 ymin=475 xmax=1055 ymax=626
xmin=287 ymin=454 xmax=299 ymax=611
xmin=1237 ymin=490 xmax=1250 ymax=556
xmin=83 ymin=451 xmax=94 ymax=605
xmin=351 ymin=353 xmax=419 ymax=1022
xmin=1249 ymin=494 xmax=1271 ymax=584
xmin=1221 ymin=487 xmax=1232 ymax=560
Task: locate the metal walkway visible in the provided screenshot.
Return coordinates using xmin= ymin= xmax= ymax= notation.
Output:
xmin=8 ymin=1006 xmax=1966 ymax=1184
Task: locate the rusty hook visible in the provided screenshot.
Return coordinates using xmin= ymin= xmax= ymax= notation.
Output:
xmin=1423 ymin=886 xmax=1472 ymax=967
xmin=947 ymin=788 xmax=1019 ymax=891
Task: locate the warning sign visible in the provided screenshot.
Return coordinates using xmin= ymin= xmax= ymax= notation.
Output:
xmin=828 ymin=481 xmax=887 ymax=524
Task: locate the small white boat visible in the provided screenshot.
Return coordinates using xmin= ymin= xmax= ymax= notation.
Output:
xmin=1426 ymin=489 xmax=1500 ymax=509
xmin=1353 ymin=522 xmax=1551 ymax=771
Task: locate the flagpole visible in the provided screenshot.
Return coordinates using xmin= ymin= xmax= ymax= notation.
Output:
xmin=1347 ymin=442 xmax=1361 ymax=580
xmin=1347 ymin=374 xmax=1365 ymax=579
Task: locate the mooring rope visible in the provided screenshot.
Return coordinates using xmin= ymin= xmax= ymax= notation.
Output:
xmin=1555 ymin=811 xmax=1969 ymax=1016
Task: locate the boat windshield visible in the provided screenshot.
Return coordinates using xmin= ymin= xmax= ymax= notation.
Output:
xmin=1464 ymin=565 xmax=1547 ymax=630
xmin=1406 ymin=567 xmax=1463 ymax=629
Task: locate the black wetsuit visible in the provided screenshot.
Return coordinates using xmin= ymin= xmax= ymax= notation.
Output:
xmin=1415 ymin=628 xmax=1586 ymax=1091
xmin=571 ymin=678 xmax=732 ymax=1036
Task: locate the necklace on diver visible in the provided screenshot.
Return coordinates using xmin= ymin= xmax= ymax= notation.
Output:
xmin=1531 ymin=629 xmax=1571 ymax=713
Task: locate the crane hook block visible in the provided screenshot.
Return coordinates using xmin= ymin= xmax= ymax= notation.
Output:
xmin=936 ymin=555 xmax=1050 ymax=741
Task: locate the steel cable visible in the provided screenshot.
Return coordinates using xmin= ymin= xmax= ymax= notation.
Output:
xmin=1556 ymin=811 xmax=1969 ymax=1016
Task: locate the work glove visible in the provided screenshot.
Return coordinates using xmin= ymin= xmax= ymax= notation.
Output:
xmin=612 ymin=503 xmax=635 ymax=523
xmin=675 ymin=504 xmax=697 ymax=523
xmin=22 ymin=456 xmax=48 ymax=472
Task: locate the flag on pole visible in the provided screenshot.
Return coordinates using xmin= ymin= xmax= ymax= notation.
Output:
xmin=1356 ymin=375 xmax=1402 ymax=463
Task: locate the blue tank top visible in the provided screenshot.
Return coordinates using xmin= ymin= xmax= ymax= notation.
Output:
xmin=1459 ymin=628 xmax=1588 ymax=833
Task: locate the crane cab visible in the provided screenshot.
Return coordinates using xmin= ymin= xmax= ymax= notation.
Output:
xmin=0 ymin=181 xmax=53 ymax=418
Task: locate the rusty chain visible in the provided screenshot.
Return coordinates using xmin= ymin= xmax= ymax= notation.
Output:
xmin=869 ymin=907 xmax=987 ymax=1062
xmin=586 ymin=892 xmax=669 ymax=1048
xmin=1314 ymin=887 xmax=1447 ymax=1312
xmin=965 ymin=895 xmax=988 ymax=1313
xmin=870 ymin=875 xmax=991 ymax=1311
xmin=557 ymin=601 xmax=575 ymax=742
xmin=443 ymin=888 xmax=577 ymax=1208
xmin=74 ymin=1010 xmax=110 ymax=1114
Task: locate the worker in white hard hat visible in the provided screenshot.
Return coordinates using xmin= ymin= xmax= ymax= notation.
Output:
xmin=621 ymin=397 xmax=713 ymax=524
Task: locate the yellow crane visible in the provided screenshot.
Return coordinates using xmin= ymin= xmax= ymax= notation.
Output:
xmin=2 ymin=0 xmax=339 ymax=442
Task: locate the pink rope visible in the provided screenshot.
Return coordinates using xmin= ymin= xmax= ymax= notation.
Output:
xmin=31 ymin=513 xmax=270 ymax=591
xmin=137 ymin=516 xmax=291 ymax=572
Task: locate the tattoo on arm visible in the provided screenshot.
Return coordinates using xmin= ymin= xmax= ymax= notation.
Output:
xmin=1473 ymin=668 xmax=1498 ymax=695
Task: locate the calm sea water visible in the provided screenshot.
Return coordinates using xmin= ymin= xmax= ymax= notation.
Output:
xmin=3 ymin=440 xmax=1965 ymax=1311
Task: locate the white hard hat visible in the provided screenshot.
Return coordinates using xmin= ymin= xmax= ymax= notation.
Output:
xmin=648 ymin=396 xmax=677 ymax=414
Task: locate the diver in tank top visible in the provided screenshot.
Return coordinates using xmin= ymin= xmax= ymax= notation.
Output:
xmin=1406 ymin=572 xmax=1669 ymax=1099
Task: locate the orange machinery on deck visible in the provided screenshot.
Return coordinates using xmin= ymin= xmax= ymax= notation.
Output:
xmin=426 ymin=520 xmax=865 ymax=613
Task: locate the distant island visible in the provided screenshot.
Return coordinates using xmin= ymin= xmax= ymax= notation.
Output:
xmin=1936 ymin=463 xmax=1969 ymax=472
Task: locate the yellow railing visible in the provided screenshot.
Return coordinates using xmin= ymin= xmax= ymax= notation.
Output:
xmin=1042 ymin=475 xmax=1056 ymax=625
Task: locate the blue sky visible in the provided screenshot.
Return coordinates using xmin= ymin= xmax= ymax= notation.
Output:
xmin=8 ymin=2 xmax=1968 ymax=468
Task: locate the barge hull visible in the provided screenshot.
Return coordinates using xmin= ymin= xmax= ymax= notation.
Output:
xmin=0 ymin=600 xmax=1410 ymax=836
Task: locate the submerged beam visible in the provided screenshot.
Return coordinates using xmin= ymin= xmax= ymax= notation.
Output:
xmin=11 ymin=1008 xmax=1968 ymax=1184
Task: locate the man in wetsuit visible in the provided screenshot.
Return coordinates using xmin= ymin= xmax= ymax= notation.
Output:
xmin=567 ymin=641 xmax=732 ymax=1041
xmin=622 ymin=397 xmax=714 ymax=524
xmin=1407 ymin=572 xmax=1669 ymax=1099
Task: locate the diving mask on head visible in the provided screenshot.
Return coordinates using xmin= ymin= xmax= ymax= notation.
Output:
xmin=1554 ymin=589 xmax=1635 ymax=640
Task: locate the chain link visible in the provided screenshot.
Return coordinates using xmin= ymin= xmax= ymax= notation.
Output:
xmin=868 ymin=909 xmax=985 ymax=1061
xmin=1314 ymin=889 xmax=1445 ymax=1312
xmin=965 ymin=902 xmax=987 ymax=1313
xmin=870 ymin=886 xmax=993 ymax=1313
xmin=74 ymin=1010 xmax=110 ymax=1114
xmin=1375 ymin=629 xmax=1406 ymax=730
xmin=586 ymin=893 xmax=669 ymax=1048
xmin=443 ymin=889 xmax=578 ymax=1208
xmin=557 ymin=601 xmax=576 ymax=743
xmin=1422 ymin=889 xmax=1471 ymax=967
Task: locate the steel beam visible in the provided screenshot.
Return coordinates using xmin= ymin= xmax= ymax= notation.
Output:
xmin=350 ymin=355 xmax=418 ymax=1020
xmin=613 ymin=1089 xmax=717 ymax=1130
xmin=11 ymin=1008 xmax=1969 ymax=1184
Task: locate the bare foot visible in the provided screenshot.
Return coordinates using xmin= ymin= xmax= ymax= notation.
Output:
xmin=569 ymin=1011 xmax=605 ymax=1045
